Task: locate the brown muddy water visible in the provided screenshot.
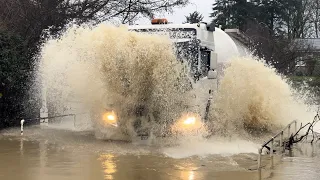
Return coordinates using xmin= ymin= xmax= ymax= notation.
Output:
xmin=0 ymin=126 xmax=319 ymax=180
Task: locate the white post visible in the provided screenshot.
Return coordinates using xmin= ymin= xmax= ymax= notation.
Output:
xmin=40 ymin=80 xmax=49 ymax=126
xmin=258 ymin=148 xmax=262 ymax=180
xmin=280 ymin=131 xmax=283 ymax=147
xmin=20 ymin=119 xmax=25 ymax=135
xmin=258 ymin=148 xmax=262 ymax=169
xmin=270 ymin=139 xmax=274 ymax=168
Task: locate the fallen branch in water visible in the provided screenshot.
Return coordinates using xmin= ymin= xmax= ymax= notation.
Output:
xmin=285 ymin=109 xmax=320 ymax=150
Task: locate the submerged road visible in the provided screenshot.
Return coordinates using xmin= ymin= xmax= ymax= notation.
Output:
xmin=267 ymin=143 xmax=320 ymax=180
xmin=0 ymin=126 xmax=319 ymax=180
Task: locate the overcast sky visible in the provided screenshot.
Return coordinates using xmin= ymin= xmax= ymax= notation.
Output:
xmin=136 ymin=0 xmax=214 ymax=24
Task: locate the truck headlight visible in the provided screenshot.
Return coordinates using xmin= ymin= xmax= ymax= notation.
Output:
xmin=172 ymin=113 xmax=202 ymax=133
xmin=102 ymin=111 xmax=118 ymax=127
xmin=183 ymin=117 xmax=196 ymax=125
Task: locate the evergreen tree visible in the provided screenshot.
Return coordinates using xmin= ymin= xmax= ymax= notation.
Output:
xmin=184 ymin=11 xmax=204 ymax=24
xmin=210 ymin=0 xmax=256 ymax=31
xmin=210 ymin=0 xmax=297 ymax=34
xmin=231 ymin=0 xmax=253 ymax=31
xmin=210 ymin=0 xmax=233 ymax=30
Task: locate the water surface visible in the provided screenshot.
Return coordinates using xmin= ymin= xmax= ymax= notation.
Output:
xmin=0 ymin=126 xmax=261 ymax=180
xmin=1 ymin=126 xmax=320 ymax=180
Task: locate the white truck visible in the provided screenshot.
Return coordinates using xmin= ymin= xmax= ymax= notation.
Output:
xmin=128 ymin=20 xmax=218 ymax=126
xmin=97 ymin=19 xmax=250 ymax=139
xmin=40 ymin=18 xmax=250 ymax=139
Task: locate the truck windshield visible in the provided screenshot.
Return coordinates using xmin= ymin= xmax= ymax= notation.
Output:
xmin=174 ymin=39 xmax=199 ymax=75
xmin=129 ymin=27 xmax=200 ymax=77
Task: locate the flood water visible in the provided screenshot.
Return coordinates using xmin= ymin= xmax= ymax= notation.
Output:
xmin=1 ymin=126 xmax=319 ymax=180
xmin=29 ymin=23 xmax=320 ymax=180
xmin=267 ymin=143 xmax=320 ymax=180
xmin=0 ymin=126 xmax=261 ymax=180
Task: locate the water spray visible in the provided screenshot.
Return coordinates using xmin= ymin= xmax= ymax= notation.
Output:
xmin=35 ymin=22 xmax=316 ymax=142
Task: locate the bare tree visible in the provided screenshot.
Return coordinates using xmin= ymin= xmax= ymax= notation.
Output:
xmin=0 ymin=0 xmax=189 ymax=128
xmin=281 ymin=0 xmax=313 ymax=39
xmin=0 ymin=0 xmax=189 ymax=46
xmin=309 ymin=0 xmax=320 ymax=38
xmin=282 ymin=0 xmax=320 ymax=38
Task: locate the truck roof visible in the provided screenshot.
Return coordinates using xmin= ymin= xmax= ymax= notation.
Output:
xmin=128 ymin=23 xmax=205 ymax=30
xmin=128 ymin=22 xmax=215 ymax=51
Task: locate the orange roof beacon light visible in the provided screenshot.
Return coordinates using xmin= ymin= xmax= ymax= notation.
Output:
xmin=151 ymin=18 xmax=168 ymax=25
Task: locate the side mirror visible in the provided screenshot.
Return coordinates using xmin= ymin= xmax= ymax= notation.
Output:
xmin=210 ymin=52 xmax=217 ymax=70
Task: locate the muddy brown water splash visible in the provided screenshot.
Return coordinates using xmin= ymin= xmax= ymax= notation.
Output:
xmin=37 ymin=24 xmax=193 ymax=141
xmin=37 ymin=23 xmax=317 ymax=142
xmin=210 ymin=56 xmax=316 ymax=137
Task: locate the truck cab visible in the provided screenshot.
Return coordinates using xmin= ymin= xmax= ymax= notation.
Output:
xmin=124 ymin=19 xmax=220 ymax=137
xmin=128 ymin=19 xmax=218 ymax=81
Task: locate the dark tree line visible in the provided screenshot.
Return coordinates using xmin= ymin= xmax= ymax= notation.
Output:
xmin=210 ymin=0 xmax=320 ymax=75
xmin=0 ymin=32 xmax=32 ymax=129
xmin=211 ymin=0 xmax=317 ymax=38
xmin=0 ymin=0 xmax=189 ymax=129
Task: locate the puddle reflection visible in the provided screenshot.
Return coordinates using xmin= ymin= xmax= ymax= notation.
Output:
xmin=187 ymin=171 xmax=195 ymax=180
xmin=99 ymin=154 xmax=117 ymax=180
